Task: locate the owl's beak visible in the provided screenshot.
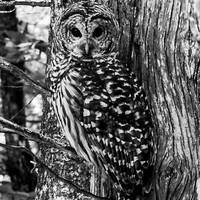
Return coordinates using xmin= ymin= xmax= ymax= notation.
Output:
xmin=80 ymin=41 xmax=94 ymax=57
xmin=85 ymin=42 xmax=89 ymax=55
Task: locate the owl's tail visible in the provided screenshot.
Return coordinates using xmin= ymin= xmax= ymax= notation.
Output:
xmin=117 ymin=165 xmax=154 ymax=200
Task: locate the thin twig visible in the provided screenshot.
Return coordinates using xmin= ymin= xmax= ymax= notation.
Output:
xmin=0 ymin=7 xmax=15 ymax=13
xmin=0 ymin=127 xmax=20 ymax=134
xmin=10 ymin=94 xmax=39 ymax=121
xmin=0 ymin=57 xmax=52 ymax=97
xmin=0 ymin=0 xmax=51 ymax=7
xmin=0 ymin=117 xmax=76 ymax=155
xmin=0 ymin=143 xmax=109 ymax=200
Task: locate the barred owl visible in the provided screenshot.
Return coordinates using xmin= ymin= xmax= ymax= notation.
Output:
xmin=49 ymin=1 xmax=153 ymax=199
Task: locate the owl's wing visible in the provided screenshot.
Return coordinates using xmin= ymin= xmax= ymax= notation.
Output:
xmin=79 ymin=60 xmax=152 ymax=191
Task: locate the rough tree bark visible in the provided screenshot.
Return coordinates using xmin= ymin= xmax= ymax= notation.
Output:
xmin=35 ymin=0 xmax=200 ymax=199
xmin=134 ymin=0 xmax=200 ymax=199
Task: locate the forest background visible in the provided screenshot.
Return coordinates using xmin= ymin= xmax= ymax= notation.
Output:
xmin=0 ymin=5 xmax=50 ymax=200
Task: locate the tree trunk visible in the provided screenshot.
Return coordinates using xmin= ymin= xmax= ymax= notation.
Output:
xmin=36 ymin=0 xmax=200 ymax=199
xmin=133 ymin=0 xmax=200 ymax=199
xmin=35 ymin=1 xmax=140 ymax=199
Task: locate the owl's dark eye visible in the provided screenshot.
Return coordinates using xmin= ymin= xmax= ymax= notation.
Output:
xmin=93 ymin=26 xmax=104 ymax=38
xmin=70 ymin=27 xmax=82 ymax=38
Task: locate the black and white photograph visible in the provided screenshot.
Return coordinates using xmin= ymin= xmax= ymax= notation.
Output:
xmin=0 ymin=0 xmax=200 ymax=199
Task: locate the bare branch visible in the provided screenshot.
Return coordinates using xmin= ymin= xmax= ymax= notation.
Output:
xmin=0 ymin=127 xmax=19 ymax=134
xmin=0 ymin=143 xmax=109 ymax=200
xmin=0 ymin=57 xmax=52 ymax=97
xmin=0 ymin=0 xmax=51 ymax=7
xmin=0 ymin=7 xmax=16 ymax=13
xmin=0 ymin=117 xmax=76 ymax=155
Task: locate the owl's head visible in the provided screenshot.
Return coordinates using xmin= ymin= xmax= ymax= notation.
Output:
xmin=56 ymin=1 xmax=119 ymax=59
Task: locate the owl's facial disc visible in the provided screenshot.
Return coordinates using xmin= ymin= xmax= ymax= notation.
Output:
xmin=77 ymin=25 xmax=107 ymax=59
xmin=67 ymin=24 xmax=106 ymax=59
xmin=68 ymin=25 xmax=95 ymax=59
xmin=61 ymin=12 xmax=118 ymax=59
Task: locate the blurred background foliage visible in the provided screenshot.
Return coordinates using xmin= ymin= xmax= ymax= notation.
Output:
xmin=0 ymin=5 xmax=50 ymax=199
xmin=16 ymin=6 xmax=50 ymax=132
